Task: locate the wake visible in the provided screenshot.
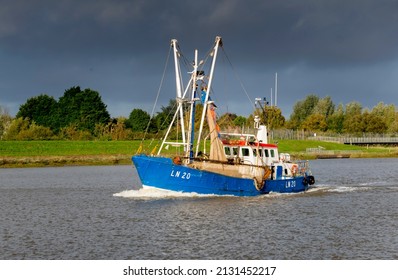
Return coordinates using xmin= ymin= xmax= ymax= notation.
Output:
xmin=113 ymin=187 xmax=227 ymax=200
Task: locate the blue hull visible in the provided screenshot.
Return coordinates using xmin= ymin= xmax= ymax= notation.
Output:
xmin=132 ymin=154 xmax=309 ymax=197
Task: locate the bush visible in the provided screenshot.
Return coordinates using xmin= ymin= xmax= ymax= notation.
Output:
xmin=58 ymin=124 xmax=93 ymax=140
xmin=3 ymin=118 xmax=55 ymax=140
xmin=0 ymin=106 xmax=13 ymax=139
xmin=93 ymin=118 xmax=133 ymax=140
xmin=17 ymin=123 xmax=54 ymax=140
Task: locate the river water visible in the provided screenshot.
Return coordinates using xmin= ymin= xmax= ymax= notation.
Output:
xmin=0 ymin=158 xmax=397 ymax=260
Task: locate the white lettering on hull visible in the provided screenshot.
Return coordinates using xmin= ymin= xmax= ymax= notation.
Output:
xmin=285 ymin=180 xmax=296 ymax=188
xmin=170 ymin=170 xmax=191 ymax=180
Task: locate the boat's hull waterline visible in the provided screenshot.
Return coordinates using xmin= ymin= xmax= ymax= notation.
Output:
xmin=132 ymin=155 xmax=310 ymax=197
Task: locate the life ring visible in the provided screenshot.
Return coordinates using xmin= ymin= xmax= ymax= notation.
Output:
xmin=291 ymin=164 xmax=298 ymax=175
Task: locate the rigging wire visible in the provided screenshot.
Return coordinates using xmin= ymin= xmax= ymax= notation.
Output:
xmin=139 ymin=39 xmax=253 ymax=155
xmin=220 ymin=46 xmax=256 ymax=112
xmin=150 ymin=45 xmax=172 ymax=121
xmin=137 ymin=44 xmax=172 ymax=153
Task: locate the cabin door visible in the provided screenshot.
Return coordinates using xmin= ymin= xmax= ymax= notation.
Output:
xmin=240 ymin=147 xmax=253 ymax=165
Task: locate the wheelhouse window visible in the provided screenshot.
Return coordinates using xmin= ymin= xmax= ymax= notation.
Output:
xmin=241 ymin=147 xmax=250 ymax=157
xmin=270 ymin=149 xmax=275 ymax=158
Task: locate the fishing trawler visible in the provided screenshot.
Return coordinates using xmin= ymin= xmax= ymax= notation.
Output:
xmin=132 ymin=36 xmax=315 ymax=196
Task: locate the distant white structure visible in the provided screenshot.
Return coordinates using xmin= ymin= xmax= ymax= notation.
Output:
xmin=269 ymin=73 xmax=278 ymax=107
xmin=275 ymin=72 xmax=278 ymax=107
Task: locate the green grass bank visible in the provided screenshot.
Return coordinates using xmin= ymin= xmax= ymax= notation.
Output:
xmin=1 ymin=140 xmax=397 ymax=167
xmin=0 ymin=141 xmax=141 ymax=167
xmin=276 ymin=139 xmax=398 ymax=159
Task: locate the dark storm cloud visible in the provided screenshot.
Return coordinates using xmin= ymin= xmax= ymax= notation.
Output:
xmin=3 ymin=0 xmax=398 ymax=63
xmin=1 ymin=0 xmax=398 ymax=117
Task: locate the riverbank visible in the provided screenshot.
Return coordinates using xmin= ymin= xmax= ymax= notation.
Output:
xmin=0 ymin=154 xmax=132 ymax=167
xmin=0 ymin=141 xmax=140 ymax=167
xmin=1 ymin=140 xmax=397 ymax=167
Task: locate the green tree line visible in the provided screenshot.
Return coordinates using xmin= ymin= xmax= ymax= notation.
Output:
xmin=1 ymin=88 xmax=397 ymax=141
xmin=0 ymin=86 xmax=182 ymax=140
xmin=286 ymin=94 xmax=398 ymax=135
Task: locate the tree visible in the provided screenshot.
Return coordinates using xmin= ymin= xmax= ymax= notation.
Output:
xmin=153 ymin=99 xmax=183 ymax=131
xmin=301 ymin=114 xmax=327 ymax=132
xmin=266 ymin=107 xmax=285 ymax=129
xmin=345 ymin=101 xmax=362 ymax=116
xmin=16 ymin=94 xmax=57 ymax=129
xmin=218 ymin=113 xmax=237 ymax=129
xmin=343 ymin=101 xmax=362 ymax=134
xmin=327 ymin=103 xmax=345 ymax=133
xmin=126 ymin=109 xmax=151 ymax=132
xmin=56 ymin=87 xmax=110 ymax=133
xmin=362 ymin=111 xmax=387 ymax=134
xmin=288 ymin=94 xmax=319 ymax=129
xmin=55 ymin=86 xmax=81 ymax=129
xmin=233 ymin=115 xmax=247 ymax=128
xmin=390 ymin=112 xmax=398 ymax=134
xmin=313 ymin=96 xmax=335 ymax=120
xmin=371 ymin=102 xmax=396 ymax=133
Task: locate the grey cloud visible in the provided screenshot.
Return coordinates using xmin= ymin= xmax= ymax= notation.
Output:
xmin=3 ymin=0 xmax=398 ymax=64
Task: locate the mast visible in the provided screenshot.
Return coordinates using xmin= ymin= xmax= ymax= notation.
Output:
xmin=270 ymin=88 xmax=273 ymax=107
xmin=186 ymin=49 xmax=199 ymax=161
xmin=195 ymin=36 xmax=222 ymax=156
xmin=171 ymin=39 xmax=186 ymax=146
xmin=158 ymin=39 xmax=188 ymax=155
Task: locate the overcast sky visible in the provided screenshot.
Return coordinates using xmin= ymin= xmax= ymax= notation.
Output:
xmin=1 ymin=0 xmax=398 ymax=119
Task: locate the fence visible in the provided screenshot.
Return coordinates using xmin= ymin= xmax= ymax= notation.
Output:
xmin=270 ymin=129 xmax=398 ymax=145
